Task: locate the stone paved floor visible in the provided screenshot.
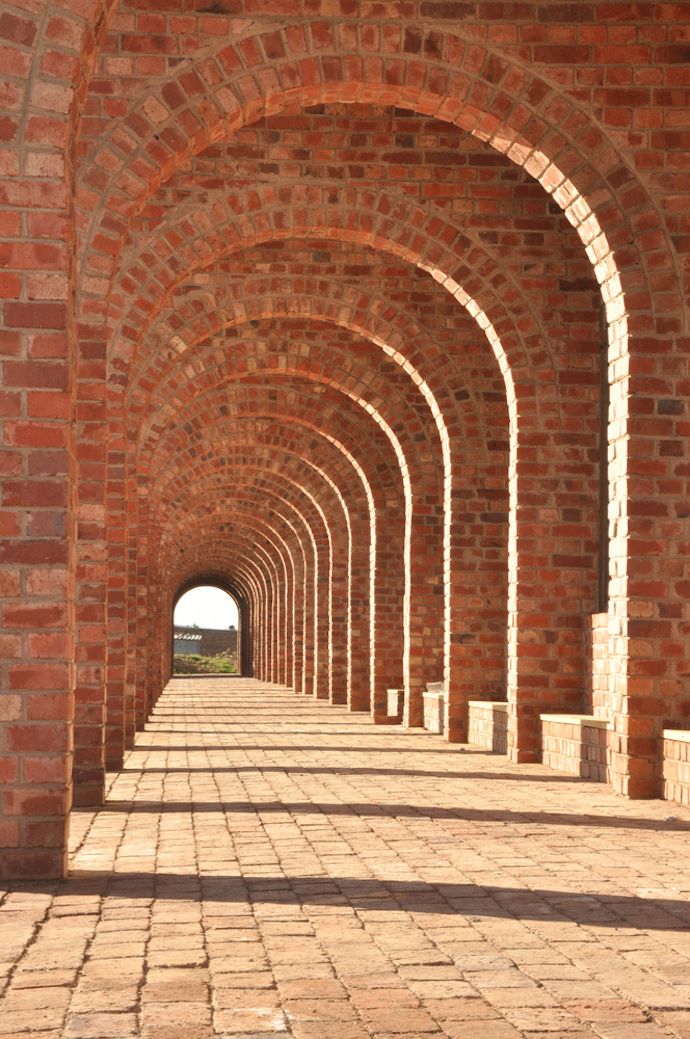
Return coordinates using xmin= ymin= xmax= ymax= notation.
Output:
xmin=3 ymin=679 xmax=690 ymax=1039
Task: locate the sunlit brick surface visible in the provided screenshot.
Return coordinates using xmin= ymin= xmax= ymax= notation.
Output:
xmin=3 ymin=677 xmax=690 ymax=1039
xmin=3 ymin=2 xmax=690 ymax=880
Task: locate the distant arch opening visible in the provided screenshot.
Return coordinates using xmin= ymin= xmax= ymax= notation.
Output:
xmin=172 ymin=584 xmax=241 ymax=677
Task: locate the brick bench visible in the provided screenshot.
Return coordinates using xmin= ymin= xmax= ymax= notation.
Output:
xmin=467 ymin=700 xmax=508 ymax=754
xmin=422 ymin=682 xmax=446 ymax=734
xmin=540 ymin=714 xmax=611 ymax=782
xmin=663 ymin=730 xmax=690 ymax=807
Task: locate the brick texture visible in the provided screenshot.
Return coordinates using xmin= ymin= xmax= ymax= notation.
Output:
xmin=1 ymin=2 xmax=689 ymax=879
xmin=541 ymin=717 xmax=611 ymax=785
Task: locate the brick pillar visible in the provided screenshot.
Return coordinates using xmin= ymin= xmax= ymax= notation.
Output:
xmin=347 ymin=507 xmax=371 ymax=712
xmin=371 ymin=503 xmax=405 ymax=721
xmin=404 ymin=494 xmax=445 ymax=729
xmin=0 ymin=193 xmax=74 ymax=878
xmin=607 ymin=331 xmax=689 ymax=798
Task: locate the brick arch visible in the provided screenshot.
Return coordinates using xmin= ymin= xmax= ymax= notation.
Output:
xmin=142 ymin=389 xmax=404 ymax=512
xmin=4 ymin=6 xmax=688 ymax=883
xmin=157 ymin=471 xmax=332 ymax=703
xmin=72 ymin=36 xmax=678 ymax=791
xmin=99 ymin=375 xmax=407 ymax=779
xmin=111 ymin=537 xmax=277 ymax=765
xmin=140 ymin=408 xmax=394 ymax=704
xmin=107 ymin=477 xmax=309 ymax=770
xmin=155 ymin=449 xmax=351 ymax=694
xmin=168 ymin=535 xmax=297 ymax=691
xmin=135 ymin=308 xmax=509 ymax=716
xmin=163 ymin=559 xmax=261 ymax=704
xmin=75 ymin=22 xmax=668 ymax=336
xmin=170 ymin=572 xmax=251 ymax=672
xmin=129 ymin=278 xmax=492 ymax=461
xmin=83 ymin=171 xmax=605 ymax=760
xmin=174 ymin=514 xmax=290 ymax=690
xmin=0 ymin=0 xmax=125 ymax=875
xmin=116 ymin=390 xmax=408 ymax=749
xmin=164 ymin=529 xmax=274 ymax=705
xmin=134 ymin=273 xmax=512 ymax=708
xmin=160 ymin=540 xmax=287 ymax=706
xmin=161 ymin=502 xmax=302 ymax=693
xmin=79 ymin=35 xmax=668 ymax=678
xmin=110 ymin=185 xmax=541 ymax=414
xmin=164 ymin=555 xmax=258 ymax=703
xmin=138 ymin=348 xmax=446 ymax=715
xmin=150 ymin=419 xmax=375 ymax=705
xmin=137 ymin=332 xmax=444 ymax=487
xmin=121 ymin=251 xmax=594 ymax=752
xmin=103 ymin=190 xmax=604 ymax=751
xmin=141 ymin=369 xmax=425 ymax=692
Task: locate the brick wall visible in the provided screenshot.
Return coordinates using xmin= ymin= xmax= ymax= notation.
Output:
xmin=173 ymin=627 xmax=238 ymax=658
xmin=1 ymin=2 xmax=689 ymax=878
xmin=586 ymin=612 xmax=612 ymax=720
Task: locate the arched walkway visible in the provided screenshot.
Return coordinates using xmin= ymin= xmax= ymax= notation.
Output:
xmin=1 ymin=1 xmax=688 ymax=920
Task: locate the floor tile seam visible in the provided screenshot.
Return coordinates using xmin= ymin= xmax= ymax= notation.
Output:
xmin=0 ymin=898 xmax=59 ymax=1007
xmin=67 ymin=718 xmax=189 ymax=1026
xmin=140 ymin=694 xmax=685 ymax=889
xmin=222 ymin=725 xmax=450 ymax=1035
xmin=27 ymin=765 xmax=153 ymax=1035
xmin=183 ymin=775 xmax=215 ymax=1031
xmin=220 ymin=700 xmax=537 ymax=1038
xmin=305 ymin=814 xmax=690 ymax=1034
xmin=203 ymin=749 xmax=287 ymax=1036
xmin=270 ymin=818 xmax=584 ymax=1038
xmin=114 ymin=673 xmax=690 ymax=1030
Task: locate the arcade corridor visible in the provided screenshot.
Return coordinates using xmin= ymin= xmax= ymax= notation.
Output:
xmin=2 ymin=678 xmax=690 ymax=1039
xmin=3 ymin=2 xmax=690 ymax=881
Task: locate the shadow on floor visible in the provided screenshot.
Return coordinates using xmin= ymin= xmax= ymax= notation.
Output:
xmin=14 ymin=872 xmax=690 ymax=932
xmin=132 ymin=744 xmax=485 ymax=754
xmin=120 ymin=764 xmax=583 ymax=783
xmin=145 ymin=729 xmax=395 ymax=736
xmin=100 ymin=798 xmax=690 ymax=831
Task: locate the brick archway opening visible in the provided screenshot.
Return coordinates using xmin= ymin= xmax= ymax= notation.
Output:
xmin=171 ymin=582 xmax=243 ymax=681
xmin=171 ymin=576 xmax=251 ymax=686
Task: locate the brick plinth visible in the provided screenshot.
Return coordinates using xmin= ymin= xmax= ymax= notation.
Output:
xmin=468 ymin=701 xmax=508 ymax=755
xmin=541 ymin=715 xmax=611 ymax=784
xmin=663 ymin=732 xmax=690 ymax=808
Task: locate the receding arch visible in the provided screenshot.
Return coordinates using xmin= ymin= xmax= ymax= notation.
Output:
xmin=172 ymin=575 xmax=250 ymax=681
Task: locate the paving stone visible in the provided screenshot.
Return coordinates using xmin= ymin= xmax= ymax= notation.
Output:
xmin=63 ymin=1013 xmax=138 ymax=1038
xmin=2 ymin=988 xmax=71 ymax=1012
xmin=0 ymin=1010 xmax=67 ymax=1035
xmin=4 ymin=680 xmax=690 ymax=1039
xmin=214 ymin=1008 xmax=289 ymax=1032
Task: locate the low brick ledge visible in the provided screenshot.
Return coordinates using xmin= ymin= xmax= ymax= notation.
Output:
xmin=468 ymin=700 xmax=507 ymax=711
xmin=541 ymin=713 xmax=611 ymax=783
xmin=422 ymin=685 xmax=445 ymax=734
xmin=664 ymin=729 xmax=690 ymax=743
xmin=467 ymin=700 xmax=508 ymax=754
xmin=540 ymin=713 xmax=610 ymax=728
xmin=663 ymin=730 xmax=690 ymax=808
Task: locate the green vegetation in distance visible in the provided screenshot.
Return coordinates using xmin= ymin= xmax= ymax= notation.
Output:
xmin=173 ymin=653 xmax=238 ymax=675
